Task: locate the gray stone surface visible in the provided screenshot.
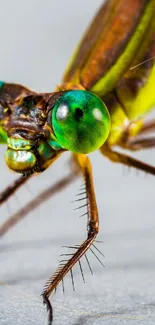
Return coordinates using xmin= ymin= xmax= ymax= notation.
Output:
xmin=0 ymin=1 xmax=155 ymax=324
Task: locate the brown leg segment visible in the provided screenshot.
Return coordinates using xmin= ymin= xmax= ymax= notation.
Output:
xmin=42 ymin=153 xmax=99 ymax=325
xmin=0 ymin=172 xmax=77 ymax=238
xmin=139 ymin=119 xmax=155 ymax=135
xmin=123 ymin=136 xmax=155 ymax=151
xmin=100 ymin=145 xmax=155 ymax=175
xmin=0 ymin=175 xmax=31 ymax=205
xmin=118 ymin=117 xmax=155 ymax=151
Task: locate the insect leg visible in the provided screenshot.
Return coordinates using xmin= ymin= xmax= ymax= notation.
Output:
xmin=42 ymin=153 xmax=99 ymax=325
xmin=100 ymin=145 xmax=155 ymax=175
xmin=118 ymin=121 xmax=155 ymax=151
xmin=139 ymin=119 xmax=155 ymax=135
xmin=0 ymin=171 xmax=77 ymax=238
xmin=0 ymin=175 xmax=30 ymax=205
xmin=121 ymin=136 xmax=155 ymax=151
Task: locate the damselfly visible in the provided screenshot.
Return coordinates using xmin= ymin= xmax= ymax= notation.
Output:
xmin=0 ymin=0 xmax=155 ymax=324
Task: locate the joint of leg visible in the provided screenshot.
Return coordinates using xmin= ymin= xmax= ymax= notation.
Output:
xmin=88 ymin=220 xmax=99 ymax=236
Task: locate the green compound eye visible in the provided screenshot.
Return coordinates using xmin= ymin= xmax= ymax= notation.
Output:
xmin=52 ymin=90 xmax=111 ymax=154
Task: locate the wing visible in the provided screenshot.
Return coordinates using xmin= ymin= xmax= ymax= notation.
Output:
xmin=61 ymin=0 xmax=155 ymax=110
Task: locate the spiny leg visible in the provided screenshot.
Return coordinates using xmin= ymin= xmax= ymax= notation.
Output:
xmin=100 ymin=145 xmax=155 ymax=175
xmin=0 ymin=171 xmax=77 ymax=238
xmin=121 ymin=136 xmax=155 ymax=151
xmin=0 ymin=175 xmax=31 ymax=205
xmin=118 ymin=120 xmax=155 ymax=151
xmin=42 ymin=153 xmax=99 ymax=325
xmin=139 ymin=118 xmax=155 ymax=135
xmin=118 ymin=117 xmax=155 ymax=151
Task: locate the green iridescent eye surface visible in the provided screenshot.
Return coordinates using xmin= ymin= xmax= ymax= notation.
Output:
xmin=52 ymin=90 xmax=110 ymax=153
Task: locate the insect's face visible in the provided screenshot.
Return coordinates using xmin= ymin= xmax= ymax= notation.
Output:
xmin=4 ymin=94 xmax=54 ymax=174
xmin=4 ymin=90 xmax=110 ymax=174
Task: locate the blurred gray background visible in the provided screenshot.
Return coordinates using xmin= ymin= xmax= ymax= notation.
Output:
xmin=0 ymin=1 xmax=155 ymax=325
